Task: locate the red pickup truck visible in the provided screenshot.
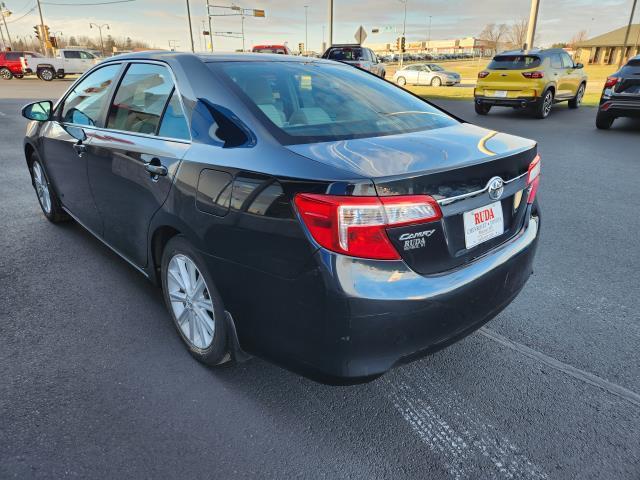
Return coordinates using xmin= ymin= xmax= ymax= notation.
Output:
xmin=0 ymin=51 xmax=42 ymax=80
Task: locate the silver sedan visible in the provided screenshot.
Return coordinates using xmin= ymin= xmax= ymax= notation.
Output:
xmin=393 ymin=63 xmax=461 ymax=87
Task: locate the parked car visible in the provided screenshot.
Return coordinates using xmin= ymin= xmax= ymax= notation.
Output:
xmin=595 ymin=54 xmax=640 ymax=129
xmin=23 ymin=48 xmax=99 ymax=81
xmin=252 ymin=44 xmax=292 ymax=55
xmin=0 ymin=51 xmax=42 ymax=80
xmin=21 ymin=52 xmax=541 ymax=384
xmin=475 ymin=48 xmax=587 ymax=118
xmin=322 ymin=44 xmax=386 ymax=78
xmin=393 ymin=63 xmax=461 ymax=86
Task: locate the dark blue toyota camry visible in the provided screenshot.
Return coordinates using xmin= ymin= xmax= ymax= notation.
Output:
xmin=22 ymin=52 xmax=541 ymax=384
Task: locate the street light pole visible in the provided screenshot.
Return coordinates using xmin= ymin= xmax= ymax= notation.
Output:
xmin=185 ymin=0 xmax=195 ymax=52
xmin=304 ymin=5 xmax=308 ymax=54
xmin=427 ymin=15 xmax=432 ymax=51
xmin=399 ymin=0 xmax=407 ymax=69
xmin=90 ymin=23 xmax=109 ymax=57
xmin=618 ymin=0 xmax=637 ymax=67
xmin=524 ymin=0 xmax=540 ymax=50
xmin=207 ymin=0 xmax=213 ymax=52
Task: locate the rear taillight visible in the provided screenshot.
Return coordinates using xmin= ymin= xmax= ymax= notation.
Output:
xmin=294 ymin=194 xmax=442 ymax=260
xmin=526 ymin=155 xmax=541 ymax=204
xmin=478 ymin=71 xmax=489 ymax=79
xmin=522 ymin=71 xmax=544 ymax=79
xmin=604 ymin=76 xmax=619 ymax=88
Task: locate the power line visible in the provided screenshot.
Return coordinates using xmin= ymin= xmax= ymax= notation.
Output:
xmin=41 ymin=0 xmax=136 ymax=5
xmin=6 ymin=4 xmax=37 ymax=24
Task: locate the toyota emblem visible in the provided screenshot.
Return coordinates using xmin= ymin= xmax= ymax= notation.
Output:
xmin=487 ymin=177 xmax=504 ymax=200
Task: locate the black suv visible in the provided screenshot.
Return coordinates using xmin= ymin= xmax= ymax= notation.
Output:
xmin=322 ymin=44 xmax=386 ymax=78
xmin=596 ymin=55 xmax=640 ymax=129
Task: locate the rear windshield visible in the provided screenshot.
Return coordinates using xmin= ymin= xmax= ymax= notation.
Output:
xmin=209 ymin=61 xmax=457 ymax=145
xmin=254 ymin=48 xmax=287 ymax=54
xmin=626 ymin=59 xmax=640 ymax=67
xmin=325 ymin=48 xmax=364 ymax=61
xmin=488 ymin=55 xmax=541 ymax=70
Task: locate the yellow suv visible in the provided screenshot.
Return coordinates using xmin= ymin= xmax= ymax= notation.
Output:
xmin=474 ymin=49 xmax=587 ymax=119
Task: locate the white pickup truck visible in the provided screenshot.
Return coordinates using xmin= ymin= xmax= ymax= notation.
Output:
xmin=21 ymin=48 xmax=100 ymax=81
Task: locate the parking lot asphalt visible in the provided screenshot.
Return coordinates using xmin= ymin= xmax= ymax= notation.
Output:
xmin=1 ymin=81 xmax=639 ymax=479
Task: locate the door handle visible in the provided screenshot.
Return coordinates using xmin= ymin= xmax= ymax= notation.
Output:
xmin=73 ymin=143 xmax=86 ymax=157
xmin=144 ymin=160 xmax=168 ymax=177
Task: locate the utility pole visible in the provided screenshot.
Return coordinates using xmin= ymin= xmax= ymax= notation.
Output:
xmin=304 ymin=5 xmax=308 ymax=55
xmin=35 ymin=0 xmax=48 ymax=55
xmin=322 ymin=24 xmax=325 ymax=52
xmin=399 ymin=0 xmax=407 ymax=68
xmin=524 ymin=0 xmax=540 ymax=50
xmin=618 ymin=0 xmax=637 ymax=67
xmin=185 ymin=0 xmax=195 ymax=52
xmin=206 ymin=0 xmax=213 ymax=51
xmin=426 ymin=15 xmax=432 ymax=51
xmin=1 ymin=3 xmax=13 ymax=49
xmin=0 ymin=22 xmax=6 ymax=50
xmin=89 ymin=23 xmax=109 ymax=57
xmin=327 ymin=0 xmax=333 ymax=48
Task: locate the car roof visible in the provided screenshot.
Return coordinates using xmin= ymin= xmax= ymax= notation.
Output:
xmin=100 ymin=50 xmax=334 ymax=64
xmin=496 ymin=48 xmax=567 ymax=57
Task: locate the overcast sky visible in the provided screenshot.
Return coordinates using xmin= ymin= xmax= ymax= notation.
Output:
xmin=3 ymin=0 xmax=637 ymax=52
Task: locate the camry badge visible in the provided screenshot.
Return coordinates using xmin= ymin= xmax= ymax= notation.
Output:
xmin=487 ymin=177 xmax=504 ymax=200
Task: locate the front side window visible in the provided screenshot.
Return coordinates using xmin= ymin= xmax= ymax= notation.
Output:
xmin=561 ymin=53 xmax=574 ymax=68
xmin=61 ymin=64 xmax=121 ymax=126
xmin=107 ymin=63 xmax=175 ymax=135
xmin=80 ymin=51 xmax=95 ymax=59
xmin=550 ymin=54 xmax=563 ymax=69
xmin=210 ymin=61 xmax=457 ymax=144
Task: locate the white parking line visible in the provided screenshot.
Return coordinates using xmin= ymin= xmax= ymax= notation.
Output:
xmin=386 ymin=374 xmax=548 ymax=480
xmin=479 ymin=328 xmax=640 ymax=408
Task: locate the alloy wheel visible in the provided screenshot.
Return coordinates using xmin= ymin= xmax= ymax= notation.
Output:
xmin=0 ymin=68 xmax=12 ymax=80
xmin=576 ymin=85 xmax=585 ymax=106
xmin=32 ymin=161 xmax=52 ymax=214
xmin=39 ymin=69 xmax=54 ymax=81
xmin=543 ymin=92 xmax=553 ymax=117
xmin=431 ymin=76 xmax=442 ymax=86
xmin=167 ymin=254 xmax=216 ymax=349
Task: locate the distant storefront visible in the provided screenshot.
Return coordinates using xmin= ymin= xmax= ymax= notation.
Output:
xmin=367 ymin=37 xmax=493 ymax=56
xmin=575 ymin=24 xmax=640 ymax=65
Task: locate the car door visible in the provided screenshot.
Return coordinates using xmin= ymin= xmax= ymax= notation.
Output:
xmin=561 ymin=52 xmax=581 ymax=96
xmin=40 ymin=63 xmax=122 ymax=234
xmin=418 ymin=65 xmax=432 ymax=85
xmin=62 ymin=50 xmax=83 ymax=73
xmin=78 ymin=51 xmax=97 ymax=73
xmin=550 ymin=53 xmax=570 ymax=98
xmin=85 ymin=62 xmax=190 ymax=267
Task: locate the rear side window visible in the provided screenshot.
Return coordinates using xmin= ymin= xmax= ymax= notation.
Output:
xmin=157 ymin=90 xmax=190 ymax=140
xmin=488 ymin=55 xmax=541 ymax=70
xmin=107 ymin=63 xmax=175 ymax=135
xmin=64 ymin=51 xmax=82 ymax=59
xmin=61 ymin=64 xmax=121 ymax=126
xmin=550 ymin=54 xmax=563 ymax=68
xmin=6 ymin=52 xmax=22 ymax=60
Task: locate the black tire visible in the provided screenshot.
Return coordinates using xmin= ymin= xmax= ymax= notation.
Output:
xmin=595 ymin=111 xmax=614 ymax=130
xmin=0 ymin=67 xmax=13 ymax=80
xmin=534 ymin=89 xmax=554 ymax=119
xmin=475 ymin=102 xmax=491 ymax=115
xmin=57 ymin=73 xmax=66 ymax=79
xmin=28 ymin=152 xmax=70 ymax=223
xmin=37 ymin=68 xmax=55 ymax=81
xmin=396 ymin=76 xmax=406 ymax=86
xmin=431 ymin=76 xmax=442 ymax=86
xmin=161 ymin=236 xmax=229 ymax=366
xmin=14 ymin=74 xmax=24 ymax=79
xmin=568 ymin=83 xmax=585 ymax=109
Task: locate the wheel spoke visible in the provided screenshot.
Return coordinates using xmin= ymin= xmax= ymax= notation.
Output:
xmin=192 ymin=275 xmax=205 ymax=298
xmin=194 ymin=298 xmax=213 ymax=313
xmin=194 ymin=306 xmax=214 ymax=337
xmin=176 ymin=307 xmax=190 ymax=326
xmin=169 ymin=290 xmax=187 ymax=303
xmin=177 ymin=258 xmax=192 ymax=292
xmin=167 ymin=266 xmax=186 ymax=291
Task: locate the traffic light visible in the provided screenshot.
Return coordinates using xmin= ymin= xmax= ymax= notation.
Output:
xmin=401 ymin=36 xmax=406 ymax=52
xmin=50 ymin=36 xmax=58 ymax=49
xmin=396 ymin=37 xmax=400 ymax=51
xmin=298 ymin=42 xmax=304 ymax=54
xmin=43 ymin=25 xmax=50 ymax=39
xmin=33 ymin=25 xmax=41 ymax=40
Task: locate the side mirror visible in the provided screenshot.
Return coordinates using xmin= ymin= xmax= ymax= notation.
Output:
xmin=575 ymin=63 xmax=584 ymax=69
xmin=64 ymin=125 xmax=87 ymax=142
xmin=22 ymin=101 xmax=52 ymax=122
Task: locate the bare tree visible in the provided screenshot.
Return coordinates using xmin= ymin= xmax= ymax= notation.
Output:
xmin=479 ymin=23 xmax=509 ymax=54
xmin=569 ymin=30 xmax=588 ymax=48
xmin=508 ymin=18 xmax=529 ymax=49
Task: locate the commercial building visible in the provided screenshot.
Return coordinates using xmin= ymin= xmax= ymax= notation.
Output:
xmin=367 ymin=36 xmax=492 ymax=56
xmin=575 ymin=24 xmax=640 ymax=65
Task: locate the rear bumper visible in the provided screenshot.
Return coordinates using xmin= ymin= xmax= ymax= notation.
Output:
xmin=599 ymin=97 xmax=640 ymax=117
xmin=300 ymin=205 xmax=541 ymax=384
xmin=475 ymin=95 xmax=539 ymax=108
